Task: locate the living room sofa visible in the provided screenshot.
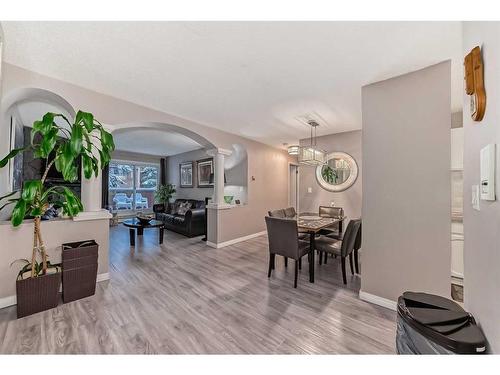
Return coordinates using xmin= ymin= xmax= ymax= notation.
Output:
xmin=153 ymin=199 xmax=206 ymax=237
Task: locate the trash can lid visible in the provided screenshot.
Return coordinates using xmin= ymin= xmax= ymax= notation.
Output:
xmin=398 ymin=292 xmax=487 ymax=354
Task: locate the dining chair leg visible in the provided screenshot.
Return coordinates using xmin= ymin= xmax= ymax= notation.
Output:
xmin=299 ymin=258 xmax=302 ymax=270
xmin=354 ymin=249 xmax=360 ymax=274
xmin=268 ymin=253 xmax=273 ymax=277
xmin=349 ymin=253 xmax=354 ymax=275
xmin=294 ymin=259 xmax=298 ymax=288
xmin=341 ymin=257 xmax=347 ymax=284
xmin=324 ymin=252 xmax=328 ymax=264
xmin=319 ymin=251 xmax=323 ymax=265
xmin=271 ymin=253 xmax=275 ymax=270
xmin=284 ymin=256 xmax=288 ymax=268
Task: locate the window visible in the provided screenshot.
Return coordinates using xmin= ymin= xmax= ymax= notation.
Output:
xmin=108 ymin=161 xmax=159 ymax=213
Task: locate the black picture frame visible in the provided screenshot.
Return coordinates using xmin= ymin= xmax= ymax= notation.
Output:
xmin=179 ymin=161 xmax=193 ymax=188
xmin=196 ymin=158 xmax=214 ymax=188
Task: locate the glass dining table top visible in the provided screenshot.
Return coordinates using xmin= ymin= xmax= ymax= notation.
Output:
xmin=295 ymin=213 xmax=344 ymax=232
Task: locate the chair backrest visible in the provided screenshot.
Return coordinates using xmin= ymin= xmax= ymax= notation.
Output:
xmin=284 ymin=207 xmax=296 ymax=218
xmin=319 ymin=206 xmax=344 ymax=218
xmin=268 ymin=209 xmax=286 ymax=218
xmin=340 ymin=219 xmax=361 ymax=257
xmin=265 ymin=216 xmax=300 ymax=259
xmin=354 ymin=221 xmax=362 ymax=251
xmin=113 ymin=193 xmax=127 ymax=202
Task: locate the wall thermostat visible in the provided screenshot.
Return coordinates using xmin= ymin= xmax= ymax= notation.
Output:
xmin=480 ymin=144 xmax=496 ymax=201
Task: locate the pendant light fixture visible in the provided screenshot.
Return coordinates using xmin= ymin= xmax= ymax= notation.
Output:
xmin=298 ymin=120 xmax=326 ymax=166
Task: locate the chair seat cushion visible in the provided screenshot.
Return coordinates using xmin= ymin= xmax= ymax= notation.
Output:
xmin=173 ymin=215 xmax=186 ymax=225
xmin=315 ymin=237 xmax=342 ymax=255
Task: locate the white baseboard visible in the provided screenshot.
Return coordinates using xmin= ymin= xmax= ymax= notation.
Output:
xmin=96 ymin=272 xmax=111 ymax=282
xmin=0 ymin=272 xmax=111 ymax=309
xmin=0 ymin=295 xmax=17 ymax=310
xmin=359 ymin=290 xmax=397 ymax=311
xmin=206 ymin=231 xmax=267 ymax=249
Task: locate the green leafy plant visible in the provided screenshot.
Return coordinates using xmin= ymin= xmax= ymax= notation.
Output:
xmin=322 ymin=165 xmax=338 ymax=184
xmin=0 ymin=111 xmax=114 ymax=278
xmin=155 ymin=183 xmax=176 ymax=205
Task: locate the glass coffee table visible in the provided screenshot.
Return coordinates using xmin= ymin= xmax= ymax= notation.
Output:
xmin=122 ymin=218 xmax=164 ymax=246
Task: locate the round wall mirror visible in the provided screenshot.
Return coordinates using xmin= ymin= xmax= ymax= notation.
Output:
xmin=315 ymin=152 xmax=358 ymax=192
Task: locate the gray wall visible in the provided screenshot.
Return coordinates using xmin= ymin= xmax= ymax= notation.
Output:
xmin=299 ymin=130 xmax=362 ymax=221
xmin=166 ymin=148 xmax=213 ymax=201
xmin=462 ymin=22 xmax=500 ymax=352
xmin=361 ymin=61 xmax=451 ymax=303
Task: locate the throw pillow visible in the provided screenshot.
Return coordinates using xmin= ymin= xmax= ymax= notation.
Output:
xmin=176 ymin=201 xmax=192 ymax=216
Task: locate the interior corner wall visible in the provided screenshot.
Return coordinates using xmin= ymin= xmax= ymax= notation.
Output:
xmin=298 ymin=130 xmax=362 ymax=222
xmin=361 ymin=61 xmax=451 ymax=303
xmin=462 ymin=22 xmax=500 ymax=353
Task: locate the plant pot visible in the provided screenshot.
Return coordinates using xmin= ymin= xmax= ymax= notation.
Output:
xmin=62 ymin=240 xmax=98 ymax=303
xmin=16 ymin=272 xmax=61 ymax=318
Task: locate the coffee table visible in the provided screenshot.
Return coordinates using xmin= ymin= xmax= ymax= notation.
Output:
xmin=123 ymin=218 xmax=164 ymax=246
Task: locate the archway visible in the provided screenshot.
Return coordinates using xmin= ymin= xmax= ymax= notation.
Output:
xmin=0 ymin=88 xmax=76 ymax=198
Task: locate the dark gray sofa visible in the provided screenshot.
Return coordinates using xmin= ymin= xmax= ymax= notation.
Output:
xmin=153 ymin=199 xmax=206 ymax=237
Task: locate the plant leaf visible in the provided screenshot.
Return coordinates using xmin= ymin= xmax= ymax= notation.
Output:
xmin=11 ymin=199 xmax=27 ymax=226
xmin=82 ymin=154 xmax=93 ymax=179
xmin=58 ymin=186 xmax=83 ymax=216
xmin=21 ymin=180 xmax=42 ymax=203
xmin=38 ymin=127 xmax=59 ymax=158
xmin=70 ymin=123 xmax=83 ymax=155
xmin=0 ymin=147 xmax=25 ymax=168
xmin=76 ymin=111 xmax=95 ymax=132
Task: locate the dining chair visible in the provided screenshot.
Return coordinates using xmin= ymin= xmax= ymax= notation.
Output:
xmin=284 ymin=207 xmax=296 ymax=218
xmin=265 ymin=216 xmax=310 ymax=288
xmin=318 ymin=206 xmax=344 ymax=238
xmin=314 ymin=219 xmax=361 ymax=284
xmin=268 ymin=209 xmax=286 ymax=218
xmin=353 ymin=221 xmax=362 ymax=274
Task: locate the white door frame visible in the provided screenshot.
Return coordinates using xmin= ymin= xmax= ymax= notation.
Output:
xmin=288 ymin=162 xmax=300 ymax=212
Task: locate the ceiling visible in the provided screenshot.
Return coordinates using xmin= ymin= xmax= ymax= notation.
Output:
xmin=112 ymin=128 xmax=202 ymax=156
xmin=1 ymin=22 xmax=463 ymax=148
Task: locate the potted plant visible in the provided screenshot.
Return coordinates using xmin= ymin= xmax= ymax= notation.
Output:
xmin=0 ymin=110 xmax=114 ymax=318
xmin=154 ymin=183 xmax=176 ymax=211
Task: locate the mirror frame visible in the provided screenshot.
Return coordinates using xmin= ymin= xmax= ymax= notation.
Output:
xmin=315 ymin=152 xmax=358 ymax=192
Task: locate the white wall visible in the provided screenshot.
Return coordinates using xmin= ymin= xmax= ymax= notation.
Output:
xmin=361 ymin=61 xmax=451 ymax=304
xmin=462 ymin=22 xmax=500 ymax=353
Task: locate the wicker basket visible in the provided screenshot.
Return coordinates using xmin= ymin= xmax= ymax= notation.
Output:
xmin=16 ymin=272 xmax=61 ymax=318
xmin=62 ymin=240 xmax=99 ymax=303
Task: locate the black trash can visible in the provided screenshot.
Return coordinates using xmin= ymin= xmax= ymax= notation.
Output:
xmin=396 ymin=291 xmax=487 ymax=354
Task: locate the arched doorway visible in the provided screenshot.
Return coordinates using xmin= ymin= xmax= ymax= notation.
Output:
xmin=0 ymin=88 xmax=76 ymax=198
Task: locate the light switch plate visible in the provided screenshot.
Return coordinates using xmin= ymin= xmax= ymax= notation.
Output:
xmin=307 ymin=187 xmax=312 ymax=193
xmin=472 ymin=184 xmax=480 ymax=211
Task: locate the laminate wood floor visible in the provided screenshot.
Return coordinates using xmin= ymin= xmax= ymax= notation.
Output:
xmin=0 ymin=226 xmax=396 ymax=354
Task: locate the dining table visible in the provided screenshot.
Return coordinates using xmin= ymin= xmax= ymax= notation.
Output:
xmin=296 ymin=214 xmax=345 ymax=283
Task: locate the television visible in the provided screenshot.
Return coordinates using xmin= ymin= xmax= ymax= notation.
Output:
xmin=20 ymin=126 xmax=81 ymax=186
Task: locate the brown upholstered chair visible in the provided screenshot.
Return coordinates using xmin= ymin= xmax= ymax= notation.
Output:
xmin=265 ymin=216 xmax=310 ymax=288
xmin=314 ymin=219 xmax=361 ymax=284
xmin=268 ymin=209 xmax=286 ymax=218
xmin=353 ymin=221 xmax=362 ymax=274
xmin=318 ymin=206 xmax=344 ymax=238
xmin=284 ymin=207 xmax=296 ymax=218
